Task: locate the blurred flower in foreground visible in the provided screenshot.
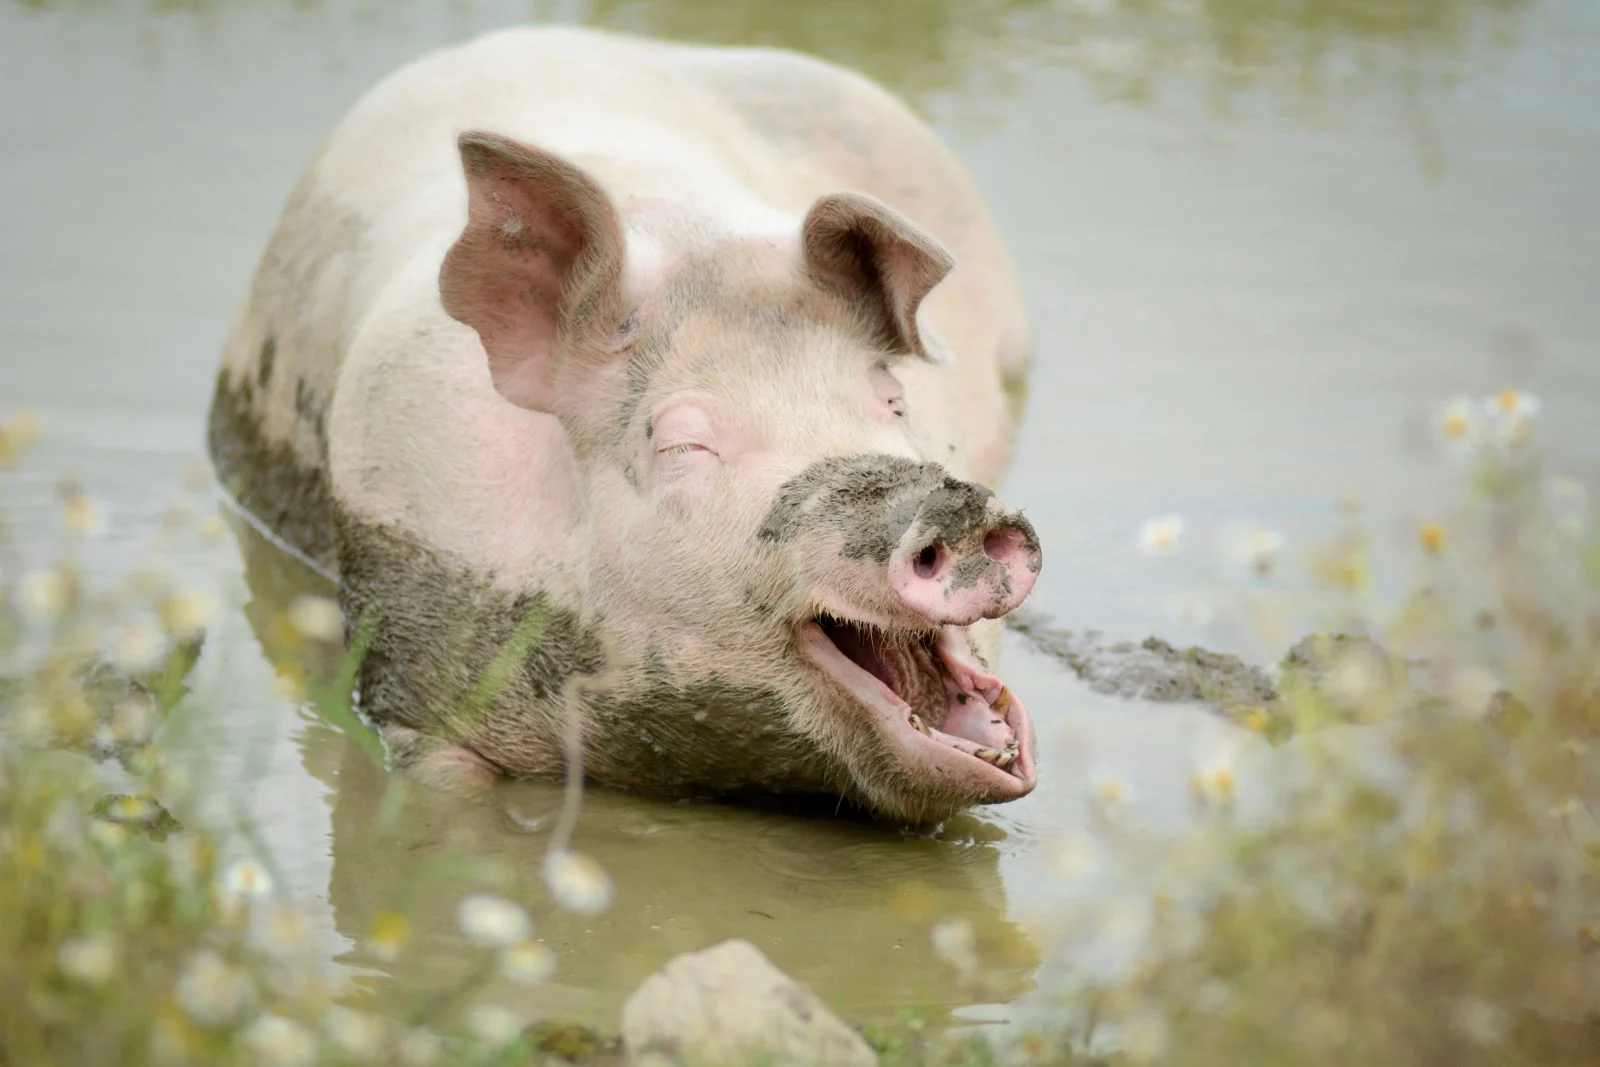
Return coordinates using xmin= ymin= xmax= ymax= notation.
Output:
xmin=1435 ymin=394 xmax=1478 ymax=450
xmin=396 ymin=1028 xmax=444 ymax=1067
xmin=324 ymin=1006 xmax=388 ymax=1062
xmin=457 ymin=893 xmax=531 ymax=948
xmin=468 ymin=1005 xmax=523 ymax=1047
xmin=543 ymin=849 xmax=613 ymax=915
xmin=160 ymin=591 xmax=214 ymax=638
xmin=0 ymin=409 xmax=43 ymax=466
xmin=19 ymin=568 xmax=70 ymax=622
xmin=1220 ymin=523 xmax=1287 ymax=577
xmin=61 ymin=485 xmax=108 ymax=538
xmin=242 ymin=1013 xmax=318 ymax=1067
xmin=1094 ymin=775 xmax=1130 ymax=809
xmin=220 ymin=858 xmax=275 ymax=901
xmin=287 ymin=594 xmax=344 ymax=642
xmin=499 ymin=940 xmax=558 ymax=985
xmin=1190 ymin=749 xmax=1238 ymax=806
xmin=1137 ymin=514 xmax=1184 ymax=556
xmin=174 ymin=949 xmax=254 ymax=1027
xmin=1418 ymin=521 xmax=1447 ymax=557
xmin=1484 ymin=389 xmax=1540 ymax=450
xmin=113 ymin=618 xmax=165 ymax=671
xmin=364 ymin=909 xmax=413 ymax=963
xmin=56 ymin=934 xmax=119 ymax=986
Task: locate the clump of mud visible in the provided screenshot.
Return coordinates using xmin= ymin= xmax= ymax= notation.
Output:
xmin=1006 ymin=610 xmax=1509 ymax=744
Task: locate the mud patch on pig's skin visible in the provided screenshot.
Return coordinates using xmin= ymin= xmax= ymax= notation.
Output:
xmin=208 ymin=372 xmax=338 ymax=570
xmin=256 ymin=335 xmax=276 ymax=388
xmin=587 ymin=675 xmax=839 ymax=798
xmin=759 ymin=453 xmax=945 ymax=562
xmin=947 ymin=552 xmax=1007 ymax=595
xmin=335 ymin=513 xmax=604 ymax=772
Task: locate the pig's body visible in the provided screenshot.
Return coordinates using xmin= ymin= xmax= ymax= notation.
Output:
xmin=210 ymin=26 xmax=1040 ymax=823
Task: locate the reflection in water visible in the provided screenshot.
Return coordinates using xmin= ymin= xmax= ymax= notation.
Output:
xmin=8 ymin=0 xmax=1539 ymax=112
xmin=229 ymin=516 xmax=1037 ymax=1027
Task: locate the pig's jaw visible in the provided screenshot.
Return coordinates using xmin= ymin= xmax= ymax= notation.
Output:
xmin=796 ymin=618 xmax=1037 ymax=806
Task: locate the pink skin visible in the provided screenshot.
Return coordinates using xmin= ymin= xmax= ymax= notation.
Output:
xmin=888 ymin=523 xmax=1040 ymax=626
xmin=797 ymin=623 xmax=1037 ymax=801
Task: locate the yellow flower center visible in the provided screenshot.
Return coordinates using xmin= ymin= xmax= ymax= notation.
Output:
xmin=1419 ymin=522 xmax=1446 ymax=555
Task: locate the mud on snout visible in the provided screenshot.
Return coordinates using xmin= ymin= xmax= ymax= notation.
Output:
xmin=761 ymin=454 xmax=1042 ymax=819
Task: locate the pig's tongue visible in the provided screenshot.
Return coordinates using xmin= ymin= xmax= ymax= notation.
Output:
xmin=806 ymin=616 xmax=1023 ymax=771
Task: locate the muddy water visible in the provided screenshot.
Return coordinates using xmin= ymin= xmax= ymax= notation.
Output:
xmin=3 ymin=0 xmax=1599 ymax=1036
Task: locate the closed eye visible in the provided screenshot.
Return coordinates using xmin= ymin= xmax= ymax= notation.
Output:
xmin=657 ymin=442 xmax=712 ymax=456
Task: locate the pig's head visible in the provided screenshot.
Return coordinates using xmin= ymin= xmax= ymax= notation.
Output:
xmin=438 ymin=132 xmax=1041 ymax=824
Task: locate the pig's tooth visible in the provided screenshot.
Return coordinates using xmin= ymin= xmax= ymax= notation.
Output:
xmin=994 ymin=743 xmax=1020 ymax=769
xmin=975 ymin=747 xmax=1002 ymax=763
xmin=991 ymin=687 xmax=1013 ymax=716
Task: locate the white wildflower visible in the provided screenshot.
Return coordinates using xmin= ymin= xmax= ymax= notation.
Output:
xmin=468 ymin=1005 xmax=523 ymax=1047
xmin=161 ymin=591 xmax=214 ymax=638
xmin=364 ymin=910 xmax=412 ymax=963
xmin=456 ymin=893 xmax=531 ymax=948
xmin=325 ymin=1006 xmax=388 ymax=1062
xmin=1093 ymin=775 xmax=1130 ymax=809
xmin=113 ymin=618 xmax=164 ymax=671
xmin=1220 ymin=523 xmax=1286 ymax=577
xmin=1435 ymin=394 xmax=1478 ymax=450
xmin=242 ymin=1014 xmax=318 ymax=1067
xmin=1190 ymin=749 xmax=1238 ymax=805
xmin=1483 ymin=389 xmax=1540 ymax=449
xmin=57 ymin=934 xmax=118 ymax=986
xmin=219 ymin=858 xmax=275 ymax=901
xmin=258 ymin=905 xmax=313 ymax=959
xmin=287 ymin=595 xmax=344 ymax=642
xmin=111 ymin=694 xmax=157 ymax=745
xmin=1137 ymin=514 xmax=1184 ymax=557
xmin=174 ymin=949 xmax=254 ymax=1027
xmin=396 ymin=1028 xmax=445 ymax=1067
xmin=499 ymin=940 xmax=557 ymax=985
xmin=20 ymin=569 xmax=69 ymax=622
xmin=543 ymin=849 xmax=614 ymax=915
xmin=88 ymin=819 xmax=131 ymax=849
xmin=63 ymin=492 xmax=108 ymax=538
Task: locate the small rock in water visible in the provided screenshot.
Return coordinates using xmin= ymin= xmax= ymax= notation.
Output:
xmin=620 ymin=939 xmax=877 ymax=1067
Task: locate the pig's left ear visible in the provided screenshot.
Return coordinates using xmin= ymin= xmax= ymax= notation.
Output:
xmin=440 ymin=131 xmax=626 ymax=415
xmin=801 ymin=192 xmax=955 ymax=365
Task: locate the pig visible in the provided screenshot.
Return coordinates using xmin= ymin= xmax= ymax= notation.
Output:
xmin=207 ymin=25 xmax=1040 ymax=824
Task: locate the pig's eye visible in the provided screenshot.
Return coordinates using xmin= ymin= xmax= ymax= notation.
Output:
xmin=657 ymin=442 xmax=712 ymax=457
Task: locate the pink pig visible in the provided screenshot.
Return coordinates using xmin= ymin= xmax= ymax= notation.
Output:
xmin=208 ymin=25 xmax=1041 ymax=824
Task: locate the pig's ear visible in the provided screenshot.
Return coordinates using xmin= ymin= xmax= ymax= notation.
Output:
xmin=802 ymin=192 xmax=955 ymax=364
xmin=440 ymin=131 xmax=626 ymax=413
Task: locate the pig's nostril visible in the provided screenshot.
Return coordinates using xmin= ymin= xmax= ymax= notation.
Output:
xmin=984 ymin=528 xmax=1024 ymax=563
xmin=914 ymin=544 xmax=942 ymax=580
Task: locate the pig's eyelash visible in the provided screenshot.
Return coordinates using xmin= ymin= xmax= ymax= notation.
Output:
xmin=656 ymin=442 xmax=709 ymax=456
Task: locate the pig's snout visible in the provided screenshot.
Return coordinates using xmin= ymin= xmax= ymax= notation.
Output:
xmin=887 ymin=485 xmax=1041 ymax=626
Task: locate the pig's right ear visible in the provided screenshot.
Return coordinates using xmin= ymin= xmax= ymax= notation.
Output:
xmin=439 ymin=131 xmax=626 ymax=414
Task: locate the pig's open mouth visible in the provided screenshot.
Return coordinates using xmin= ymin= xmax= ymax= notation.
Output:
xmin=797 ymin=616 xmax=1037 ymax=803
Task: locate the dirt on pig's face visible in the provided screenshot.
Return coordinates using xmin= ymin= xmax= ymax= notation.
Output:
xmin=559 ymin=260 xmax=1041 ymax=824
